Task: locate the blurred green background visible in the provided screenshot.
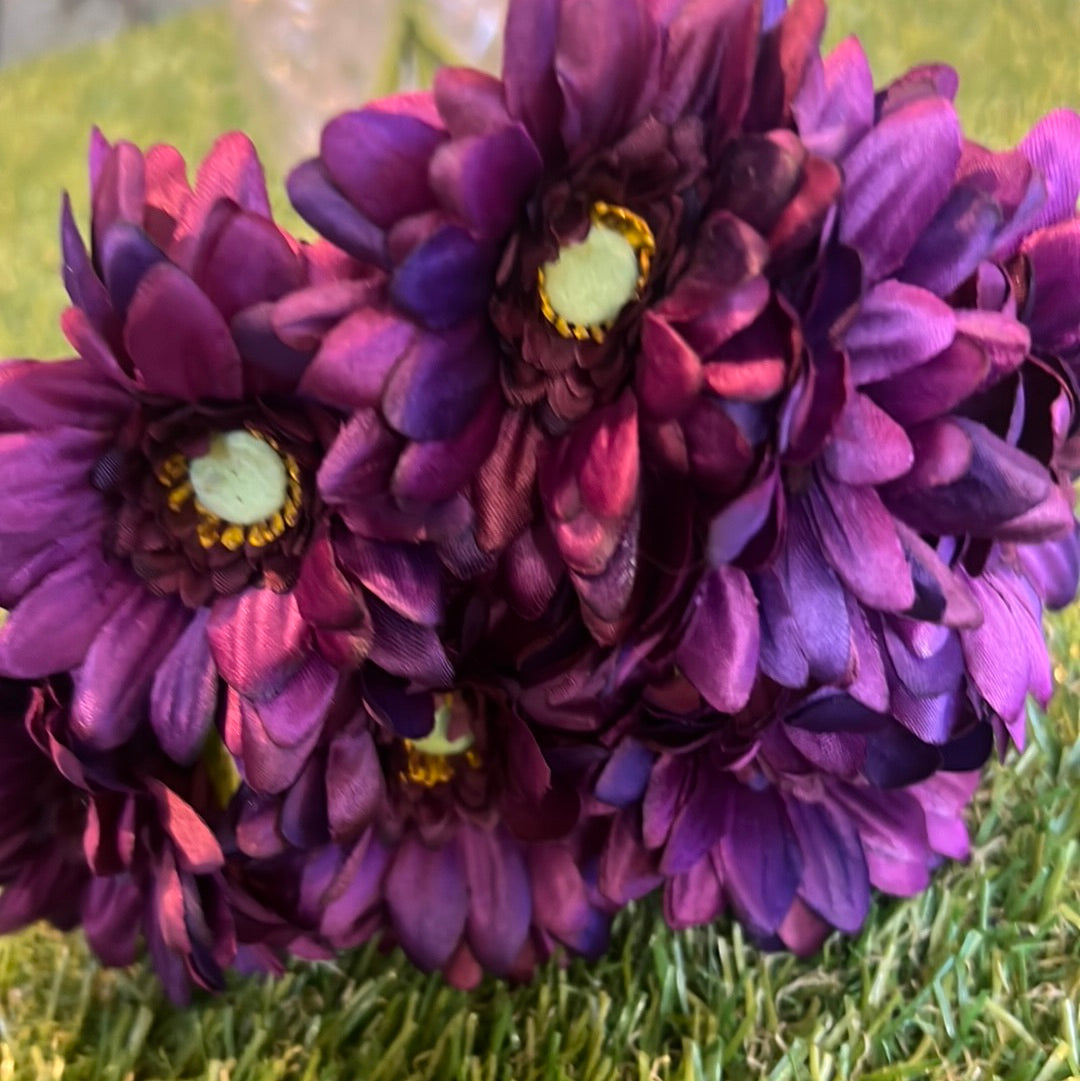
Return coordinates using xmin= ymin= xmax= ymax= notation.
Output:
xmin=0 ymin=2 xmax=1077 ymax=1079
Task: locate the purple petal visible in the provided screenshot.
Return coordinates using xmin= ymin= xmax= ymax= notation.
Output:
xmin=430 ymin=124 xmax=541 ymax=238
xmin=366 ymin=595 xmax=454 ymax=686
xmin=0 ymin=552 xmax=131 ymax=678
xmin=124 ymin=263 xmax=243 ymax=401
xmin=841 ymin=97 xmax=962 ymax=281
xmin=287 ymin=159 xmax=389 ymax=266
xmin=899 ymin=186 xmax=1003 ymax=297
xmin=502 ymin=0 xmax=560 ymax=153
xmin=386 ymin=838 xmax=468 ymax=970
xmin=1023 ymin=220 xmax=1080 ymax=355
xmin=390 ymin=226 xmax=497 ymax=330
xmin=321 ymin=107 xmax=443 ymax=229
xmin=60 ymin=193 xmax=115 ymax=337
xmin=253 ymin=655 xmax=337 ymax=748
xmin=661 ymin=772 xmax=733 ymax=876
xmin=806 ymin=476 xmax=915 ymax=613
xmin=151 ymin=608 xmax=218 ymax=764
xmin=434 ymin=67 xmax=514 ymax=138
xmin=460 ymin=826 xmax=531 ymax=974
xmin=298 ymin=305 xmax=414 ymax=411
xmin=676 ymin=567 xmax=760 ymax=714
xmin=794 ymin=36 xmax=873 ymax=160
xmin=785 ymin=797 xmax=869 ymax=932
xmin=326 ymin=728 xmax=386 ymax=841
xmin=719 ymin=785 xmax=801 ymax=933
xmin=555 ymin=0 xmax=658 ymax=156
xmin=846 ymin=280 xmax=956 ymax=386
xmin=71 ymin=591 xmax=189 ymax=749
xmin=337 ymin=535 xmax=442 ymax=625
xmin=0 ymin=356 xmax=130 ymax=433
xmin=100 ymin=222 xmax=166 ymax=316
xmin=382 ymin=322 xmax=496 ymax=441
xmin=595 ymin=739 xmax=654 ymax=808
xmin=1017 ymin=109 xmax=1080 ymax=235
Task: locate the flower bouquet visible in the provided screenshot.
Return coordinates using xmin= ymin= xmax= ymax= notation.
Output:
xmin=0 ymin=0 xmax=1078 ymax=1000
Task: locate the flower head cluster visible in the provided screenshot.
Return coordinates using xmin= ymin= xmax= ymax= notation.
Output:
xmin=1 ymin=0 xmax=1078 ymax=996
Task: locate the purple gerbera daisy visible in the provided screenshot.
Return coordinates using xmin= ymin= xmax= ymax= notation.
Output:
xmin=0 ymin=133 xmax=439 ymax=797
xmin=227 ymin=673 xmax=614 ymax=987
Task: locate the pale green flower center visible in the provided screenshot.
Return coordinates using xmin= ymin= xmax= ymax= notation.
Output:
xmin=537 ymin=202 xmax=656 ymax=343
xmin=189 ymin=430 xmax=289 ymax=526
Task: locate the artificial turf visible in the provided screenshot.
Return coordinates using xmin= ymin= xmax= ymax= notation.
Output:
xmin=0 ymin=1 xmax=1077 ymax=1077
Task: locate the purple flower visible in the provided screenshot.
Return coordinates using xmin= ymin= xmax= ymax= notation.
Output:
xmin=591 ymin=682 xmax=990 ymax=948
xmin=288 ymin=0 xmax=846 ymax=638
xmin=0 ymin=133 xmax=446 ymax=796
xmin=228 ymin=678 xmax=613 ymax=986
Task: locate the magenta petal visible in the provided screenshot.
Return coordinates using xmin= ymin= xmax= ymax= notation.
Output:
xmin=83 ymin=878 xmax=142 ymax=967
xmin=337 ymin=535 xmax=442 ymax=625
xmin=824 ymin=393 xmax=914 ymax=486
xmin=72 ymin=590 xmax=188 ymax=749
xmin=434 ymin=67 xmax=514 ymax=138
xmin=429 ymin=124 xmax=542 ymax=238
xmin=298 ymin=305 xmax=414 ymax=411
xmin=502 ymin=0 xmax=561 ymax=153
xmin=391 ymin=387 xmax=502 ymax=504
xmin=326 ymin=729 xmax=386 ymax=841
xmin=1017 ymin=109 xmax=1080 ymax=235
xmin=124 ymin=263 xmax=243 ymax=401
xmin=192 ymin=208 xmax=304 ymax=323
xmin=555 ymin=0 xmax=658 ymax=155
xmin=832 ymin=786 xmax=931 ymax=896
xmin=460 ymin=826 xmax=531 ymax=974
xmin=676 ymin=567 xmax=759 ymax=714
xmin=0 ymin=356 xmax=130 ymax=433
xmin=317 ymin=409 xmax=401 ymax=508
xmin=0 ymin=551 xmax=130 ymax=678
xmin=175 ymin=133 xmax=272 ymax=256
xmin=321 ymin=107 xmax=444 ymax=229
xmin=151 ymin=608 xmax=218 ymax=764
xmin=254 ymin=655 xmax=337 ymax=748
xmin=841 ymin=97 xmax=962 ymax=281
xmin=386 ymin=838 xmax=468 ymax=970
xmin=663 ymin=858 xmax=724 ymax=931
xmin=147 ymin=780 xmax=224 ymax=874
xmin=208 ymin=588 xmax=309 ymax=700
xmin=636 ymin=314 xmax=703 ymax=420
xmin=807 ymin=476 xmax=915 ymax=613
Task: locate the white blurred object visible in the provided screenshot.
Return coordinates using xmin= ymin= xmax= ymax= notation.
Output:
xmin=230 ymin=0 xmax=508 ymax=165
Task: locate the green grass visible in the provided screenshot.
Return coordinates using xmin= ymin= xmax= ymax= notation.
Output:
xmin=0 ymin=2 xmax=1078 ymax=1078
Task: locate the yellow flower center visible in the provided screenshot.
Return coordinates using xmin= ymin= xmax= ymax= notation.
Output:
xmin=537 ymin=202 xmax=655 ymax=343
xmin=157 ymin=428 xmax=303 ymax=551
